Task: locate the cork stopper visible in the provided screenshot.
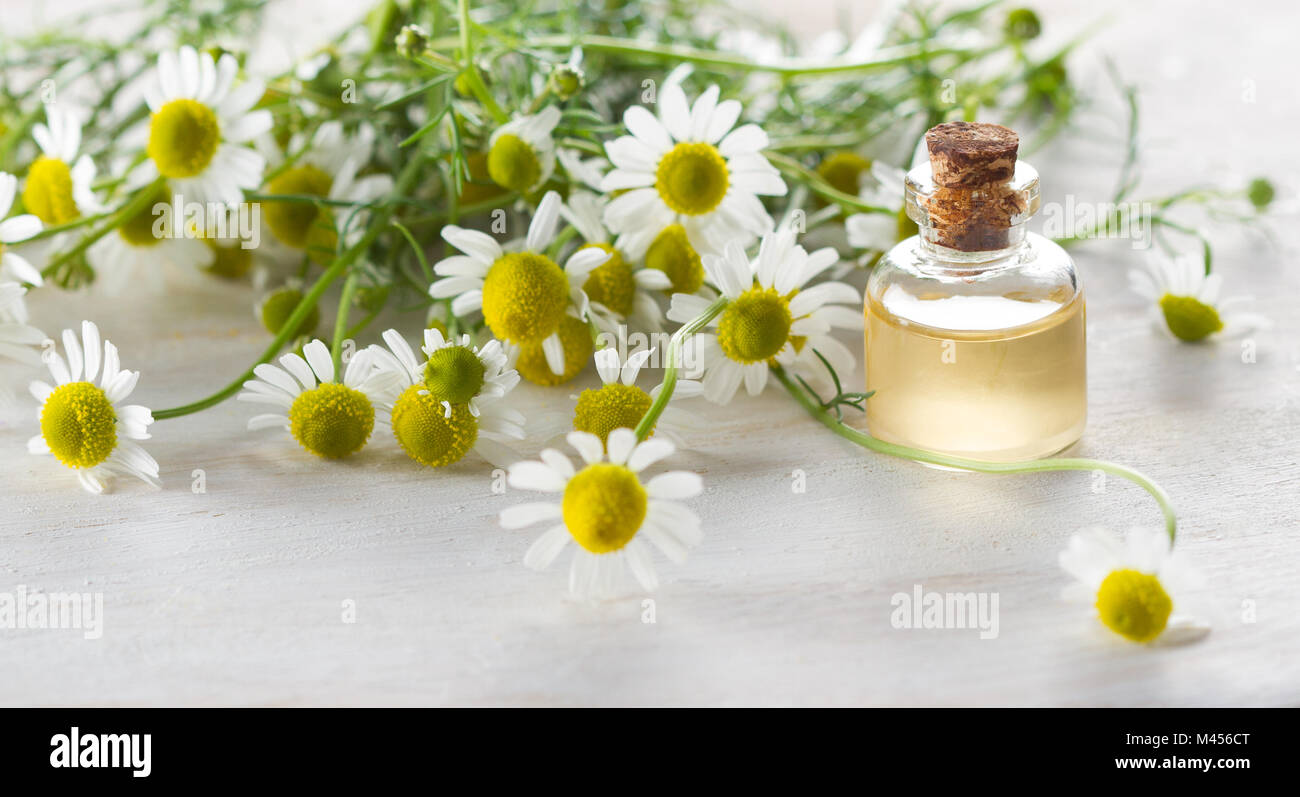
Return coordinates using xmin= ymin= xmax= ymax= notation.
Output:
xmin=924 ymin=122 xmax=1019 ymax=188
xmin=912 ymin=122 xmax=1030 ymax=252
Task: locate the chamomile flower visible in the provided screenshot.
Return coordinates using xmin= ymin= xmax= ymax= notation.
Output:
xmin=139 ymin=45 xmax=271 ymax=207
xmin=1060 ymin=527 xmax=1208 ymax=645
xmin=571 ymin=346 xmax=701 ymax=446
xmin=0 ymin=172 xmax=44 ymax=286
xmin=503 ymin=428 xmax=704 ymax=598
xmin=429 ymin=190 xmax=608 ymax=378
xmin=0 ymin=281 xmax=45 ymax=367
xmin=368 ymin=327 xmax=525 ymax=468
xmin=556 ymin=147 xmax=606 ymax=191
xmin=667 ymin=229 xmax=861 ymax=404
xmin=27 ymin=320 xmax=159 ymax=494
xmin=23 ymin=104 xmax=100 ymax=226
xmin=486 ymin=106 xmax=561 ymax=194
xmin=86 ymin=182 xmax=214 ymax=295
xmin=600 ymin=84 xmax=786 ymax=256
xmin=845 ymin=161 xmax=910 ymax=252
xmin=561 ymin=190 xmax=671 ymax=335
xmin=237 ymin=339 xmax=392 ymax=459
xmin=1129 ymin=253 xmax=1270 ymax=342
xmin=262 ymin=121 xmax=393 ymax=260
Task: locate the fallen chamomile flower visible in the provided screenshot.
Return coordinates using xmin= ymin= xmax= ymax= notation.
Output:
xmin=429 ymin=190 xmax=607 ymax=378
xmin=503 ymin=428 xmax=704 ymax=598
xmin=1129 ymin=253 xmax=1270 ymax=342
xmin=139 ymin=45 xmax=271 ymax=207
xmin=0 ymin=172 xmax=44 ymax=286
xmin=486 ymin=106 xmax=561 ymax=194
xmin=668 ymin=229 xmax=861 ymax=404
xmin=368 ymin=327 xmax=525 ymax=468
xmin=601 ymin=84 xmax=786 ymax=257
xmin=23 ymin=103 xmax=101 ymax=226
xmin=1059 ymin=526 xmax=1208 ymax=644
xmin=238 ymin=339 xmax=393 ymax=459
xmin=27 ymin=321 xmax=159 ymax=494
xmin=571 ymin=346 xmax=701 ymax=445
xmin=561 ymin=190 xmax=672 ymax=335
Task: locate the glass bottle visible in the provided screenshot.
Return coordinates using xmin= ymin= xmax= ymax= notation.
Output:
xmin=864 ymin=122 xmax=1086 ymax=462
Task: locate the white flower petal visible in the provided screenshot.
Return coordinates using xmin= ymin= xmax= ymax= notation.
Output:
xmin=524 ymin=525 xmax=570 ymax=570
xmin=508 ymin=459 xmax=569 ymax=492
xmin=606 ymin=427 xmax=637 ymax=465
xmin=303 ymin=339 xmax=335 ymax=383
xmin=566 ymin=431 xmax=604 ymax=465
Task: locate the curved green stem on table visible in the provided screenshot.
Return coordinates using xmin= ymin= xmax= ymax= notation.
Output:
xmin=769 ymin=366 xmax=1178 ymax=542
xmin=637 ymin=301 xmax=1178 ymax=544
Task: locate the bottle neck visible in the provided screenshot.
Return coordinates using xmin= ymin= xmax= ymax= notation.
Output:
xmin=915 ymin=222 xmax=1031 ymax=272
xmin=904 ymin=160 xmax=1041 ymax=271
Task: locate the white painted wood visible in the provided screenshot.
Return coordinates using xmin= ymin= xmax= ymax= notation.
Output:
xmin=0 ymin=0 xmax=1297 ymax=705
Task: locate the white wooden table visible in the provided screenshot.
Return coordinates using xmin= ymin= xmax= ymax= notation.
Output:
xmin=1 ymin=0 xmax=1297 ymax=705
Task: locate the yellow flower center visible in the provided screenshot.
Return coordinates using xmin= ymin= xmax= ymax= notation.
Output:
xmin=203 ymin=238 xmax=253 ymax=279
xmin=516 ymin=314 xmax=593 ymax=386
xmin=287 ymin=382 xmax=374 ymax=459
xmin=717 ymin=286 xmax=792 ymax=363
xmin=816 ymin=151 xmax=871 ymax=197
xmin=422 ymin=345 xmax=486 ymax=404
xmin=264 ymin=164 xmax=334 ymax=249
xmin=579 ymin=243 xmax=636 ymax=316
xmin=487 ymin=133 xmax=541 ymax=193
xmin=1095 ymin=569 xmax=1173 ymax=643
xmin=480 ymin=251 xmax=569 ymax=344
xmin=458 ymin=151 xmax=507 ymax=205
xmin=40 ymin=381 xmax=117 ymax=469
xmin=259 ymin=287 xmax=320 ymax=339
xmin=390 ymin=384 xmax=478 ymax=467
xmin=655 ymin=141 xmax=729 ymax=216
xmin=1159 ymin=293 xmax=1224 ymax=342
xmin=644 ymin=224 xmax=704 ymax=295
xmin=573 ymin=383 xmax=653 ymax=445
xmin=118 ymin=186 xmax=171 ymax=247
xmin=147 ymin=98 xmax=221 ymax=179
xmin=561 ymin=463 xmax=647 ymax=554
xmin=23 ymin=156 xmax=80 ymax=225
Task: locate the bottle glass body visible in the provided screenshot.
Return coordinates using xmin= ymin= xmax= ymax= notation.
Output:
xmin=864 ymin=231 xmax=1086 ymax=462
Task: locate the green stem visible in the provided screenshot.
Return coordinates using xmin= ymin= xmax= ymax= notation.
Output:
xmin=8 ymin=210 xmax=108 ymax=244
xmin=456 ymin=0 xmax=508 ymax=124
xmin=331 ymin=271 xmax=360 ymax=374
xmin=633 ymin=296 xmax=728 ymax=440
xmin=770 ymin=365 xmax=1178 ymax=543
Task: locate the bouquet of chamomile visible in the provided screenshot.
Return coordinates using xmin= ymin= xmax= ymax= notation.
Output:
xmin=0 ymin=0 xmax=1270 ymax=640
